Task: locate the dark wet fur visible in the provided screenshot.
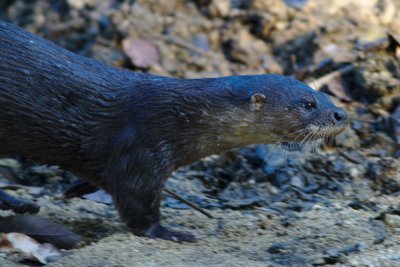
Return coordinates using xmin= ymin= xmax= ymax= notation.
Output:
xmin=0 ymin=21 xmax=347 ymax=242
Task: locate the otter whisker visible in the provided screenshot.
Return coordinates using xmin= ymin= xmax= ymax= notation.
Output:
xmin=299 ymin=130 xmax=314 ymax=148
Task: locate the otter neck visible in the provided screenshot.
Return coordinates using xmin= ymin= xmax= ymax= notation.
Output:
xmin=202 ymin=110 xmax=275 ymax=151
xmin=165 ymin=100 xmax=277 ymax=167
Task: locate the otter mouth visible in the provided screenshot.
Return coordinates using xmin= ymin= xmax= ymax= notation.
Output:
xmin=278 ymin=124 xmax=346 ymax=145
xmin=305 ymin=124 xmax=347 ymax=139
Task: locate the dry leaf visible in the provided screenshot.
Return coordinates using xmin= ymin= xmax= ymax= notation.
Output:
xmin=83 ymin=189 xmax=113 ymax=204
xmin=0 ymin=215 xmax=83 ymax=249
xmin=122 ymin=39 xmax=159 ymax=68
xmin=387 ymin=32 xmax=400 ymax=59
xmin=325 ymin=76 xmax=352 ymax=102
xmin=0 ymin=232 xmax=61 ymax=264
xmin=283 ymin=0 xmax=309 ymax=9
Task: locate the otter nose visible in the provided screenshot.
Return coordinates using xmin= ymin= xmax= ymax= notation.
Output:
xmin=332 ymin=109 xmax=347 ymax=124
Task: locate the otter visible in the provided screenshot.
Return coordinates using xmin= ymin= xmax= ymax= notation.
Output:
xmin=0 ymin=21 xmax=347 ymax=242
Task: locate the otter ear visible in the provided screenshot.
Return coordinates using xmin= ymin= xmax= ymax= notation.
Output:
xmin=250 ymin=93 xmax=266 ymax=111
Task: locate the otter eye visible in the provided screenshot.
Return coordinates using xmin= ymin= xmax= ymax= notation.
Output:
xmin=303 ymin=101 xmax=316 ymax=110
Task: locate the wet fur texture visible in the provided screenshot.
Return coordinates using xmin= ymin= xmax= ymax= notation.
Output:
xmin=0 ymin=21 xmax=347 ymax=241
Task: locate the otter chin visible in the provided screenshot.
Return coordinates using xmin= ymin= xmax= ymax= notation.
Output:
xmin=0 ymin=21 xmax=348 ymax=243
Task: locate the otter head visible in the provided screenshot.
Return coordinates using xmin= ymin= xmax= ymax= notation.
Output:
xmin=228 ymin=74 xmax=348 ymax=144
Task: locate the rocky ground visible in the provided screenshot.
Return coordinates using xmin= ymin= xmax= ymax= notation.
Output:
xmin=0 ymin=0 xmax=400 ymax=266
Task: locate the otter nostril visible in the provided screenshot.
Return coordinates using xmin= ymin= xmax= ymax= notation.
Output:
xmin=334 ymin=112 xmax=342 ymax=121
xmin=333 ymin=110 xmax=347 ymax=122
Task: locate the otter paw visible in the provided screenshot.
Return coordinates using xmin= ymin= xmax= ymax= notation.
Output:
xmin=132 ymin=223 xmax=197 ymax=242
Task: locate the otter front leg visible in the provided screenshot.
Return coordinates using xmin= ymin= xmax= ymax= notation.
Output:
xmin=127 ymin=192 xmax=196 ymax=242
xmin=106 ymin=156 xmax=196 ymax=242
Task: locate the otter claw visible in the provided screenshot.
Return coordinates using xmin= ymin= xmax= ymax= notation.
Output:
xmin=132 ymin=223 xmax=197 ymax=242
